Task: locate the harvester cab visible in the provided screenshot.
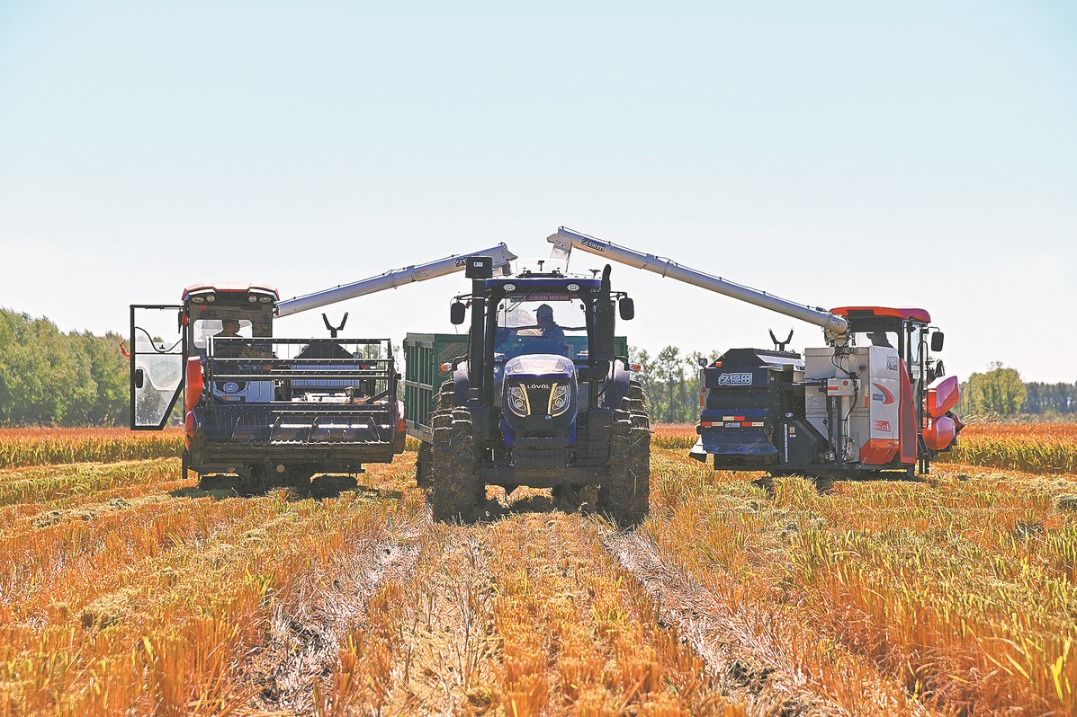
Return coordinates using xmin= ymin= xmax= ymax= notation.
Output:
xmin=548 ymin=227 xmax=962 ymax=477
xmin=406 ymin=257 xmax=650 ymax=524
xmin=129 ymin=244 xmax=517 ymax=491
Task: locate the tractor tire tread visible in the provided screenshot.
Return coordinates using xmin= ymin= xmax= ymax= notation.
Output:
xmin=428 ymin=398 xmax=484 ymax=522
xmin=599 ymin=383 xmax=651 ymax=527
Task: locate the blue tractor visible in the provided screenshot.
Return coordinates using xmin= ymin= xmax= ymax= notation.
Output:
xmin=407 ymin=256 xmax=650 ymax=524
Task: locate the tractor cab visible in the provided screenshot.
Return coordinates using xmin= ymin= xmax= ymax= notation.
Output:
xmin=447 ymin=265 xmax=636 ymax=432
xmin=489 ymin=277 xmax=604 ymax=360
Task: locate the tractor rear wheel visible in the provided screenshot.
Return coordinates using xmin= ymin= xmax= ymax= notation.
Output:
xmin=599 ymin=381 xmax=650 ymax=527
xmin=418 ymin=380 xmax=455 ymax=488
xmin=436 ymin=380 xmax=456 ymax=410
xmin=428 ymin=405 xmax=484 ymax=522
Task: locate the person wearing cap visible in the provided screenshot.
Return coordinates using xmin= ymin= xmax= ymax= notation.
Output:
xmin=868 ymin=331 xmax=893 ymax=349
xmin=535 ymin=304 xmax=566 ymax=348
xmin=214 ymin=318 xmax=251 ymax=358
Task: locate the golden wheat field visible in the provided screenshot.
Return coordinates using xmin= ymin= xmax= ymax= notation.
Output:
xmin=1 ymin=426 xmax=1075 ymax=716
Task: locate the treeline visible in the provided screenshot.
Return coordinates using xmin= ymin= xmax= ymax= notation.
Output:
xmin=630 ymin=345 xmax=720 ymax=424
xmin=958 ymin=361 xmax=1077 ymax=419
xmin=0 ymin=305 xmax=1070 ymax=427
xmin=0 ymin=309 xmax=128 ymax=426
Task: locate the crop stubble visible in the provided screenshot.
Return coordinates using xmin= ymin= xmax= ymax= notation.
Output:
xmin=1 ymin=426 xmax=1075 ymax=716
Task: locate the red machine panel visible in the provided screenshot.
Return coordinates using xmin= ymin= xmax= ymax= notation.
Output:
xmin=923 ymin=415 xmax=957 ymax=451
xmin=926 ymin=375 xmax=960 ymax=418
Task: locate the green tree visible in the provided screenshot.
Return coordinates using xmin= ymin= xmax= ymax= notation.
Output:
xmin=629 ymin=346 xmax=655 ymax=399
xmin=655 ymin=346 xmax=683 ymax=423
xmin=966 ymin=361 xmax=1026 ymax=417
xmin=0 ymin=308 xmax=130 ymax=426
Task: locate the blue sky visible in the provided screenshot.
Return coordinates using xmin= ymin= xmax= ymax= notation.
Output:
xmin=1 ymin=1 xmax=1075 ymax=382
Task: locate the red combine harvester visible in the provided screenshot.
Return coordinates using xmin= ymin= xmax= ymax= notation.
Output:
xmin=549 ymin=228 xmax=962 ymax=477
xmin=129 ymin=245 xmax=516 ymax=491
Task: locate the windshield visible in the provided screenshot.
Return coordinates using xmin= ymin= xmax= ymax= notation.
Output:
xmin=193 ymin=319 xmax=253 ymax=350
xmin=494 ymin=293 xmax=588 ymax=360
xmin=853 ymin=330 xmax=899 ymax=351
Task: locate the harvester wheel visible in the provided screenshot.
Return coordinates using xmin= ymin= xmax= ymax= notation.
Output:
xmin=239 ymin=465 xmax=268 ymax=496
xmin=279 ymin=468 xmax=313 ymax=489
xmin=428 ymin=406 xmax=484 ymax=522
xmin=599 ymin=381 xmax=650 ymax=527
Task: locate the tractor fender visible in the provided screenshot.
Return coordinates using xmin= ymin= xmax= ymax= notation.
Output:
xmin=452 ymin=364 xmax=470 ymax=406
xmin=602 ymin=359 xmax=632 ymax=410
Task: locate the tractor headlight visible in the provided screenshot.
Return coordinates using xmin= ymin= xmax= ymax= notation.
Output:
xmin=548 ymin=384 xmax=571 ymax=416
xmin=507 ymin=385 xmax=530 ymax=417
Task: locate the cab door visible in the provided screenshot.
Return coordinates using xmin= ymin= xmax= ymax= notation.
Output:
xmin=130 ymin=305 xmax=185 ymax=430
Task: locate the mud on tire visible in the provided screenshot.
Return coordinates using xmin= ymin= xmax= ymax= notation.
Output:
xmin=599 ymin=380 xmax=651 ymax=527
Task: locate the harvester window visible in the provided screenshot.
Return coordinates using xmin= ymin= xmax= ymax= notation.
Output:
xmin=907 ymin=325 xmax=924 ymax=366
xmin=192 ymin=319 xmax=253 ymax=351
xmin=862 ymin=330 xmax=897 ymax=350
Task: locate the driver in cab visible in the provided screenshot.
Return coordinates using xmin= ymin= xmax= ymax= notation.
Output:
xmin=535 ymin=304 xmax=566 ymax=350
xmin=213 ymin=318 xmax=257 ymax=358
xmin=211 ymin=318 xmax=245 ymax=357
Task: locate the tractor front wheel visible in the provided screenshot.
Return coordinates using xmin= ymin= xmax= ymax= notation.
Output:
xmin=599 ymin=381 xmax=651 ymax=527
xmin=428 ymin=406 xmax=484 ymax=522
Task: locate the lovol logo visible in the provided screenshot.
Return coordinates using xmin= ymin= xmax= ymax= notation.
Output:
xmin=871 ymin=383 xmax=896 ymax=405
xmin=526 ymin=383 xmax=551 ymax=390
xmin=581 ymin=238 xmax=607 ymax=252
xmin=717 ymin=372 xmax=753 ymax=386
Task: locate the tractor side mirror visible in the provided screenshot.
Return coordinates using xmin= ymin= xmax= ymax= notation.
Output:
xmin=618 ymin=297 xmax=635 ymax=321
xmin=930 ymin=331 xmax=945 ymax=352
xmin=450 ymin=302 xmax=466 ymax=325
xmin=134 ymin=368 xmax=145 ymax=389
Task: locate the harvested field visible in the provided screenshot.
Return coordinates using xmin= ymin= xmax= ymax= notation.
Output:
xmin=654 ymin=423 xmax=1077 ymax=474
xmin=0 ymin=428 xmax=1074 ymax=715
